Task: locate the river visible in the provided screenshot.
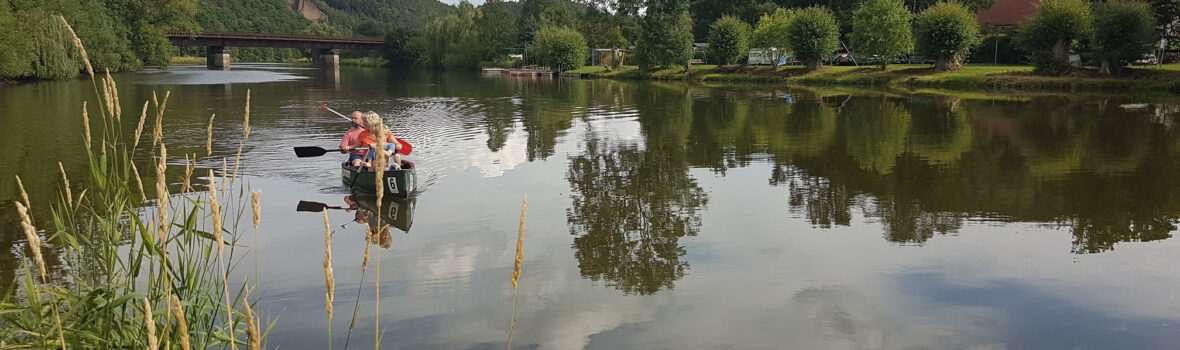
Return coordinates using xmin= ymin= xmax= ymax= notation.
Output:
xmin=2 ymin=64 xmax=1180 ymax=349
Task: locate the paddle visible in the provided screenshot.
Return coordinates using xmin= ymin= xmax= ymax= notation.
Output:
xmin=322 ymin=104 xmax=413 ymax=155
xmin=294 ymin=146 xmax=337 ymax=158
xmin=296 ymin=200 xmax=347 ymax=212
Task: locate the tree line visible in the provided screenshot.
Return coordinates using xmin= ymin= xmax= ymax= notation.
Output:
xmin=397 ymin=0 xmax=1178 ymax=75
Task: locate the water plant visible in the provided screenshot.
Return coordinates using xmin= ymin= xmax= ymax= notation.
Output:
xmin=0 ymin=17 xmax=268 ymax=349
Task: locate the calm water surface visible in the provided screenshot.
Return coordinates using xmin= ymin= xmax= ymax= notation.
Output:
xmin=3 ymin=64 xmax=1180 ymax=349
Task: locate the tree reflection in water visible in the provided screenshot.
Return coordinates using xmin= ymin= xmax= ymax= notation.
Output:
xmin=565 ymin=132 xmax=707 ymax=295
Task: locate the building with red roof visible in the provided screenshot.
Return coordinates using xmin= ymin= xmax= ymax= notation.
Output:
xmin=976 ymin=0 xmax=1040 ymax=26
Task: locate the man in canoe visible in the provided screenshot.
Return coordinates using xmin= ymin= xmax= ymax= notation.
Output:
xmin=347 ymin=111 xmax=401 ymax=170
xmin=339 ymin=111 xmax=366 ymax=166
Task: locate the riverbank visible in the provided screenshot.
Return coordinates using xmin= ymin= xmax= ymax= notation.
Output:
xmin=568 ymin=63 xmax=1180 ymax=93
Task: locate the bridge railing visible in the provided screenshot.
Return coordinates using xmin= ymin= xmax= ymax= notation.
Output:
xmin=164 ymin=31 xmax=384 ymax=45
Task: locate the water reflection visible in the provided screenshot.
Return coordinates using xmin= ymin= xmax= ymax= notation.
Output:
xmin=565 ymin=131 xmax=707 ymax=295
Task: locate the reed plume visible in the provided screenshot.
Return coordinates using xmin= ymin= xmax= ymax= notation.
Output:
xmin=243 ymin=89 xmax=251 ymax=139
xmin=171 ymin=295 xmax=191 ymax=350
xmin=206 ymin=114 xmax=215 ymax=156
xmin=152 ymin=91 xmax=170 ymax=147
xmin=322 ymin=210 xmax=335 ymax=321
xmin=207 ymin=169 xmax=237 ymax=350
xmin=155 ymin=144 xmax=169 ymax=244
xmin=58 ymin=15 xmax=92 ymax=78
xmin=511 ymin=195 xmax=527 ymax=289
xmin=131 ymin=161 xmax=148 ymax=203
xmin=144 ymin=299 xmax=158 ymax=350
xmin=14 ymin=201 xmax=45 ymax=282
xmin=243 ymin=293 xmax=261 ymax=350
xmin=105 ymin=70 xmax=121 ymax=119
xmin=134 ymin=100 xmax=149 ymax=150
xmin=208 ymin=170 xmax=223 ymax=252
xmin=83 ymin=101 xmax=91 ymax=148
xmin=507 ymin=195 xmax=527 ymax=350
xmin=251 ymin=190 xmax=261 ymax=230
xmin=14 ymin=175 xmax=31 ymax=211
xmin=58 ymin=162 xmax=72 ymax=208
xmin=183 ymin=154 xmax=195 ymax=193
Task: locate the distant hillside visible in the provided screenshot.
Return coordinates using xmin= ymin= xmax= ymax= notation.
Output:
xmin=311 ymin=0 xmax=458 ymax=34
xmin=195 ymin=0 xmax=311 ymax=33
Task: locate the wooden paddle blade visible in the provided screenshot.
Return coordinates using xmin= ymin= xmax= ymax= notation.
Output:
xmin=296 ymin=200 xmax=329 ymax=212
xmin=396 ymin=138 xmax=412 ymax=155
xmin=294 ymin=146 xmax=331 ymax=158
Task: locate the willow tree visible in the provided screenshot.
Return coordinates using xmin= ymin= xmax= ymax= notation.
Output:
xmin=914 ymin=1 xmax=982 ymax=71
xmin=850 ymin=0 xmax=913 ymax=69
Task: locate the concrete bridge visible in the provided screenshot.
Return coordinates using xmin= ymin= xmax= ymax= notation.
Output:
xmin=165 ymin=31 xmax=384 ymax=70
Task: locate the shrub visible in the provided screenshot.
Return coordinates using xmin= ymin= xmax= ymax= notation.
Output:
xmin=915 ymin=1 xmax=982 ymax=71
xmin=850 ymin=0 xmax=913 ymax=69
xmin=752 ymin=8 xmax=796 ymax=65
xmin=787 ymin=6 xmax=840 ymax=71
xmin=529 ymin=27 xmax=589 ymax=72
xmin=1017 ymin=0 xmax=1093 ymax=75
xmin=707 ymin=15 xmax=752 ymax=65
xmin=1092 ymin=0 xmax=1156 ymax=74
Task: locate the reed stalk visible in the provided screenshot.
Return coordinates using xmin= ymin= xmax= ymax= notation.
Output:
xmin=82 ymin=101 xmax=91 ymax=148
xmin=507 ymin=195 xmax=527 ymax=350
xmin=14 ymin=174 xmax=31 ymax=212
xmin=323 ymin=209 xmax=335 ymax=349
xmin=171 ymin=295 xmax=191 ymax=350
xmin=58 ymin=15 xmax=92 ymax=78
xmin=14 ymin=201 xmax=45 ymax=282
xmin=243 ymin=291 xmax=260 ymax=350
xmin=134 ymin=101 xmax=149 ymax=150
xmin=184 ymin=154 xmax=196 ymax=193
xmin=207 ymin=114 xmax=215 ymax=156
xmin=156 ymin=144 xmax=169 ymax=244
xmin=57 ymin=162 xmax=73 ymax=208
xmin=251 ymin=190 xmax=262 ymax=230
xmin=131 ymin=161 xmax=148 ymax=203
xmin=243 ymin=89 xmax=251 ymax=139
xmin=144 ymin=299 xmax=159 ymax=350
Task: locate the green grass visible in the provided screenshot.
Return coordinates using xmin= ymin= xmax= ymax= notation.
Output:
xmin=576 ymin=63 xmax=1180 ymax=93
xmin=170 ymin=56 xmax=206 ymax=65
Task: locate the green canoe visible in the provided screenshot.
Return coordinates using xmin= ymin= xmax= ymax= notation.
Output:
xmin=341 ymin=161 xmax=417 ymax=198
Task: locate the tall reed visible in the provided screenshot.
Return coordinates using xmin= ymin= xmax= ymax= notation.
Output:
xmin=506 ymin=195 xmax=527 ymax=350
xmin=1 ymin=17 xmax=268 ymax=349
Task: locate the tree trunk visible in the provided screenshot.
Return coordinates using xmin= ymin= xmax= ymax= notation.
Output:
xmin=1099 ymin=59 xmax=1114 ymax=75
xmin=1051 ymin=39 xmax=1070 ymax=65
xmin=806 ymin=60 xmax=822 ymax=71
xmin=934 ymin=57 xmax=959 ymax=71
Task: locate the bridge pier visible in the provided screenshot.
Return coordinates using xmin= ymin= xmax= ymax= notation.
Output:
xmin=313 ymin=49 xmax=338 ymax=67
xmin=207 ymin=46 xmax=230 ymax=70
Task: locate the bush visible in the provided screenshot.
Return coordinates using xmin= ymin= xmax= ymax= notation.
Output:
xmin=787 ymin=6 xmax=840 ymax=71
xmin=850 ymin=0 xmax=913 ymax=69
xmin=707 ymin=16 xmax=752 ymax=65
xmin=636 ymin=10 xmax=694 ymax=70
xmin=529 ymin=27 xmax=589 ymax=72
xmin=753 ymin=8 xmax=796 ymax=51
xmin=915 ymin=1 xmax=982 ymax=71
xmin=1092 ymin=0 xmax=1156 ymax=74
xmin=1017 ymin=0 xmax=1093 ymax=74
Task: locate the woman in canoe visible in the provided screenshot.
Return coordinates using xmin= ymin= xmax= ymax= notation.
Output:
xmin=350 ymin=111 xmax=401 ymax=170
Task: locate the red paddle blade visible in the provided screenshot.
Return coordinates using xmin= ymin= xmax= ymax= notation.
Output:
xmin=397 ymin=138 xmax=412 ymax=155
xmin=321 ymin=104 xmax=328 ymax=111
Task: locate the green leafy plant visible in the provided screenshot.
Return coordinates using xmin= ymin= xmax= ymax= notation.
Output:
xmin=787 ymin=6 xmax=840 ymax=71
xmin=915 ymin=1 xmax=982 ymax=71
xmin=850 ymin=0 xmax=913 ymax=69
xmin=707 ymin=15 xmax=752 ymax=65
xmin=1091 ymin=0 xmax=1156 ymax=74
xmin=1017 ymin=0 xmax=1093 ymax=74
xmin=529 ymin=27 xmax=589 ymax=72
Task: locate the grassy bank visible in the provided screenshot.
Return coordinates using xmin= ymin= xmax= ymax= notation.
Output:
xmin=568 ymin=63 xmax=1180 ymax=93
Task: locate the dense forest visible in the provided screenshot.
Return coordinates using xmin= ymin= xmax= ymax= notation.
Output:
xmin=0 ymin=0 xmax=461 ymax=80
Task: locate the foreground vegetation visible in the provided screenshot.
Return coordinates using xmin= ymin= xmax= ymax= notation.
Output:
xmin=570 ymin=63 xmax=1180 ymax=92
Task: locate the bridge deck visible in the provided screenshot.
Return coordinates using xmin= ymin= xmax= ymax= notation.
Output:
xmin=166 ymin=31 xmax=384 ymax=51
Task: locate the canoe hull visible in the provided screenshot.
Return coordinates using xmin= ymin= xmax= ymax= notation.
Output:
xmin=341 ymin=161 xmax=417 ymax=197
